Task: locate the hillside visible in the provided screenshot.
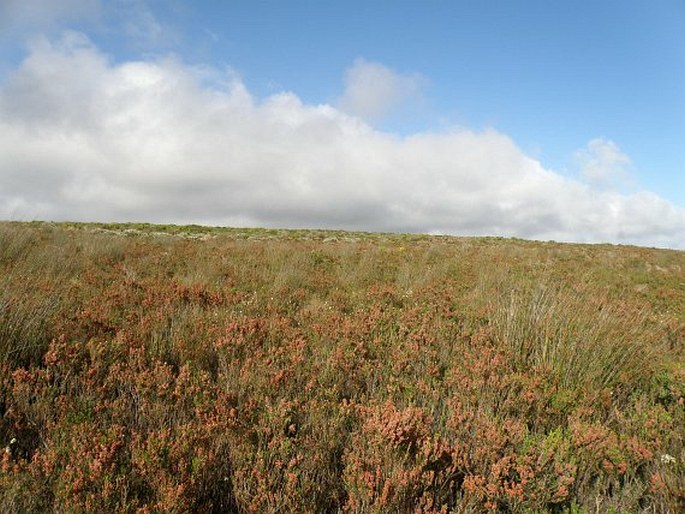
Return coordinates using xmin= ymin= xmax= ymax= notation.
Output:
xmin=1 ymin=221 xmax=683 ymax=512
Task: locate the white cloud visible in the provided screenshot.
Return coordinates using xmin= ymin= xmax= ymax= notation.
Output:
xmin=0 ymin=0 xmax=178 ymax=53
xmin=337 ymin=58 xmax=426 ymax=123
xmin=577 ymin=138 xmax=633 ymax=189
xmin=116 ymin=0 xmax=178 ymax=49
xmin=0 ymin=0 xmax=101 ymax=32
xmin=1 ymin=33 xmax=684 ymax=249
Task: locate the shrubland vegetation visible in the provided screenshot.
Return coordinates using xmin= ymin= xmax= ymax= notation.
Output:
xmin=0 ymin=221 xmax=683 ymax=513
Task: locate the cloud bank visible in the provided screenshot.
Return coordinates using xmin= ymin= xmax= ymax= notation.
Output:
xmin=1 ymin=33 xmax=684 ymax=249
xmin=577 ymin=138 xmax=633 ymax=190
xmin=337 ymin=58 xmax=426 ymax=123
xmin=0 ymin=0 xmax=100 ymax=33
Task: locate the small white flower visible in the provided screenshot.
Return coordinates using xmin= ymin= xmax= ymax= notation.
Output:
xmin=9 ymin=438 xmax=16 ymax=445
xmin=660 ymin=454 xmax=676 ymax=465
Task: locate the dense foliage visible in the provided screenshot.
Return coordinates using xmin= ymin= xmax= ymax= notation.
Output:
xmin=1 ymin=222 xmax=683 ymax=512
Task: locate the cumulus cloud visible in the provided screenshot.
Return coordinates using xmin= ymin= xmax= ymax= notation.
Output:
xmin=337 ymin=58 xmax=426 ymax=123
xmin=116 ymin=0 xmax=179 ymax=49
xmin=1 ymin=33 xmax=684 ymax=249
xmin=0 ymin=0 xmax=177 ymax=53
xmin=577 ymin=138 xmax=633 ymax=189
xmin=0 ymin=0 xmax=101 ymax=32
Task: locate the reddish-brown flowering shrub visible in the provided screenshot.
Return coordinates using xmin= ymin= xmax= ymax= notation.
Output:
xmin=343 ymin=401 xmax=458 ymax=513
xmin=0 ymin=222 xmax=683 ymax=512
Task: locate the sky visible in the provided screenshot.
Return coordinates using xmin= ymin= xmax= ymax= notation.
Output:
xmin=0 ymin=1 xmax=684 ymax=248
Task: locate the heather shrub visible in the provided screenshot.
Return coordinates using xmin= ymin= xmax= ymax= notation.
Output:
xmin=0 ymin=222 xmax=682 ymax=512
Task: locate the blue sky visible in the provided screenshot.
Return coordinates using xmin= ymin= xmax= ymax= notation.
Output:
xmin=188 ymin=1 xmax=685 ymax=192
xmin=1 ymin=0 xmax=684 ymax=247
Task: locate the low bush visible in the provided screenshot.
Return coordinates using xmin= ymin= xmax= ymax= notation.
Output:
xmin=0 ymin=222 xmax=683 ymax=512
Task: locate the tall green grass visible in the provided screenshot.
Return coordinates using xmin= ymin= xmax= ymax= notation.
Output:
xmin=488 ymin=282 xmax=661 ymax=396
